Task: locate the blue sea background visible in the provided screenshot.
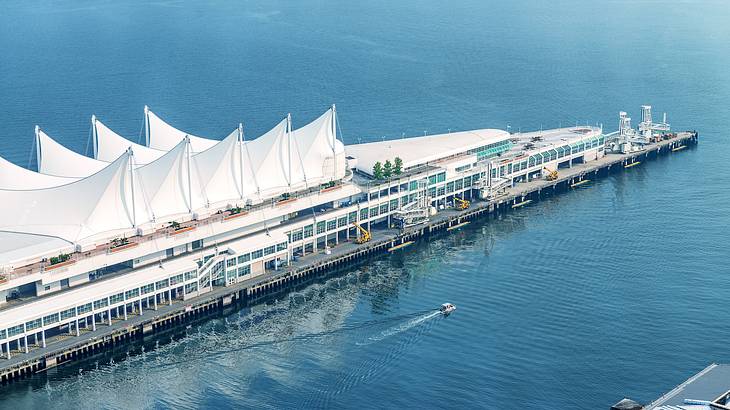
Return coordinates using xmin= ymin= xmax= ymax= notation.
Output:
xmin=1 ymin=0 xmax=729 ymax=408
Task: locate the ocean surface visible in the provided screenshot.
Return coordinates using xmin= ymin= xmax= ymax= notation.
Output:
xmin=1 ymin=0 xmax=729 ymax=408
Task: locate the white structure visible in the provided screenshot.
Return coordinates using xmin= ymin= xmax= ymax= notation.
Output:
xmin=346 ymin=128 xmax=510 ymax=176
xmin=145 ymin=106 xmax=219 ymax=152
xmin=0 ymin=106 xmax=610 ymax=362
xmin=0 ymin=155 xmax=77 ymax=190
xmin=92 ymin=115 xmax=165 ymax=163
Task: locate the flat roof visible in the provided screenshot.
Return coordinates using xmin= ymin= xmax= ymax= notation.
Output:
xmin=504 ymin=126 xmax=602 ymax=157
xmin=345 ymin=128 xmax=510 ymax=175
xmin=646 ymin=363 xmax=730 ymax=409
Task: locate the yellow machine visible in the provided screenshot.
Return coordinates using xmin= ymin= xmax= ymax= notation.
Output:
xmin=543 ymin=167 xmax=558 ymax=181
xmin=352 ymin=222 xmax=371 ymax=244
xmin=454 ymin=196 xmax=470 ymax=210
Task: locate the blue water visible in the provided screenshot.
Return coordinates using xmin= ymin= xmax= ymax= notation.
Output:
xmin=1 ymin=0 xmax=729 ymax=408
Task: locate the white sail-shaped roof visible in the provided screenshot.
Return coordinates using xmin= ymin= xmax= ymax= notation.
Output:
xmin=0 ymin=151 xmax=138 ymax=243
xmin=192 ymin=128 xmax=245 ymax=207
xmin=290 ymin=107 xmax=346 ymax=188
xmin=93 ymin=116 xmax=165 ymax=164
xmin=135 ymin=138 xmax=201 ymax=222
xmin=0 ymin=155 xmax=78 ymax=190
xmin=244 ymin=117 xmax=291 ymax=198
xmin=145 ymin=106 xmax=218 ymax=153
xmin=36 ymin=127 xmax=108 ymax=178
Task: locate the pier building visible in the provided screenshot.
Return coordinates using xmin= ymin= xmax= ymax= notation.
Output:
xmin=0 ymin=104 xmax=696 ymax=379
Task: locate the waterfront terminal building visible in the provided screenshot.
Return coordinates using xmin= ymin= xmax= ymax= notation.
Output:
xmin=0 ymin=106 xmax=603 ymax=358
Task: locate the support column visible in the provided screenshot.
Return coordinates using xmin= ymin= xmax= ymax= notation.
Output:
xmin=108 ymin=309 xmax=113 ymax=325
xmin=75 ymin=319 xmax=80 ymax=336
xmin=168 ymin=289 xmax=172 ymax=305
xmin=41 ymin=330 xmax=46 ymax=348
xmin=139 ymin=299 xmax=143 ymax=315
xmin=123 ymin=304 xmax=128 ymax=320
xmin=92 ymin=314 xmax=96 ymax=331
xmin=23 ymin=335 xmax=29 ymax=353
xmin=154 ymin=294 xmax=158 ymax=311
xmin=5 ymin=342 xmax=10 ymax=359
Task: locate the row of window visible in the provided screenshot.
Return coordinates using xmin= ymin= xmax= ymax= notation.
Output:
xmin=2 ymin=269 xmax=197 ymax=340
xmin=226 ymin=242 xmax=288 ymax=268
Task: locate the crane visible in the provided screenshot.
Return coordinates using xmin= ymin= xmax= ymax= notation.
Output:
xmin=454 ymin=196 xmax=470 ymax=210
xmin=543 ymin=167 xmax=558 ymax=181
xmin=352 ymin=222 xmax=371 ymax=244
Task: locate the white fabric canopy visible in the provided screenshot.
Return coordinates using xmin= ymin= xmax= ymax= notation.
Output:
xmin=145 ymin=106 xmax=219 ymax=153
xmin=0 ymin=151 xmax=138 ymax=243
xmin=0 ymin=155 xmax=78 ymax=190
xmin=5 ymin=106 xmax=349 ymax=244
xmin=193 ymin=128 xmax=245 ymax=208
xmin=290 ymin=108 xmax=346 ymax=188
xmin=36 ymin=127 xmax=108 ymax=178
xmin=93 ymin=116 xmax=165 ymax=164
xmin=242 ymin=107 xmax=346 ymax=198
xmin=135 ymin=138 xmax=200 ymax=223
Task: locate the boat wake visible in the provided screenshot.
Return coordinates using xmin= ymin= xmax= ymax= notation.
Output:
xmin=358 ymin=310 xmax=441 ymax=345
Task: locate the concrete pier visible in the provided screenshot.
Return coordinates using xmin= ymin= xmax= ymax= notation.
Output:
xmin=0 ymin=131 xmax=698 ymax=384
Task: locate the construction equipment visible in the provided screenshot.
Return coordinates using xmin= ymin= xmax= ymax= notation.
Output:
xmin=352 ymin=222 xmax=371 ymax=244
xmin=543 ymin=167 xmax=558 ymax=181
xmin=454 ymin=196 xmax=470 ymax=210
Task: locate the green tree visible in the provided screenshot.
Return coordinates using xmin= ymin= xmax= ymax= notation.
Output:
xmin=383 ymin=160 xmax=393 ymax=178
xmin=372 ymin=161 xmax=384 ymax=180
xmin=393 ymin=157 xmax=403 ymax=175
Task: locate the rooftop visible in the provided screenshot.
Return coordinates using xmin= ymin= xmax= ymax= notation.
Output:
xmin=345 ymin=128 xmax=510 ymax=175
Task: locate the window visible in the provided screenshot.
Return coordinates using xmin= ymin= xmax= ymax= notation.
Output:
xmin=191 ymin=239 xmax=203 ymax=250
xmin=428 ymin=175 xmax=437 ymax=185
xmin=227 ymin=269 xmax=237 ymax=279
xmin=337 ymin=216 xmax=347 ymax=228
xmin=292 ymin=230 xmax=303 ymax=241
xmin=252 ymin=249 xmax=263 ymax=259
xmin=43 ymin=313 xmax=59 ymax=325
xmin=379 ymin=203 xmax=388 ymax=214
xmin=141 ymin=284 xmax=155 ymax=294
xmin=110 ymin=292 xmax=125 ymax=304
xmin=316 ymin=221 xmax=326 ymax=234
xmin=7 ymin=325 xmax=24 ymax=337
xmin=428 ymin=187 xmax=436 ymax=198
xmin=156 ymin=279 xmax=170 ymax=289
xmin=348 ymin=212 xmax=357 ymax=224
xmin=94 ymin=298 xmax=109 ymax=310
xmin=446 ymin=182 xmax=455 ymax=193
xmin=390 ymin=199 xmax=399 ymax=211
xmin=60 ymin=308 xmax=76 ymax=320
xmin=303 ymin=225 xmax=314 ymax=238
xmin=327 ymin=220 xmax=337 ymax=231
xmin=264 ymin=245 xmax=276 ymax=256
xmin=277 ymin=242 xmax=288 ymax=252
xmin=125 ymin=289 xmax=139 ymax=299
xmin=77 ymin=303 xmax=92 ymax=314
xmin=409 ymin=181 xmax=418 ymax=191
xmin=170 ymin=273 xmax=183 ymax=285
xmin=237 ymin=253 xmax=250 ymax=264
xmin=237 ymin=265 xmax=251 ymax=277
xmin=437 ymin=172 xmax=446 ymax=182
xmin=25 ymin=318 xmax=42 ymax=331
xmin=370 ymin=207 xmax=379 ymax=218
xmin=360 ymin=209 xmax=369 ymax=221
xmin=227 ymin=258 xmax=237 ymax=268
xmin=437 ymin=187 xmax=445 ymax=197
xmin=185 ymin=270 xmax=197 ymax=281
xmin=185 ymin=282 xmax=198 ymax=294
